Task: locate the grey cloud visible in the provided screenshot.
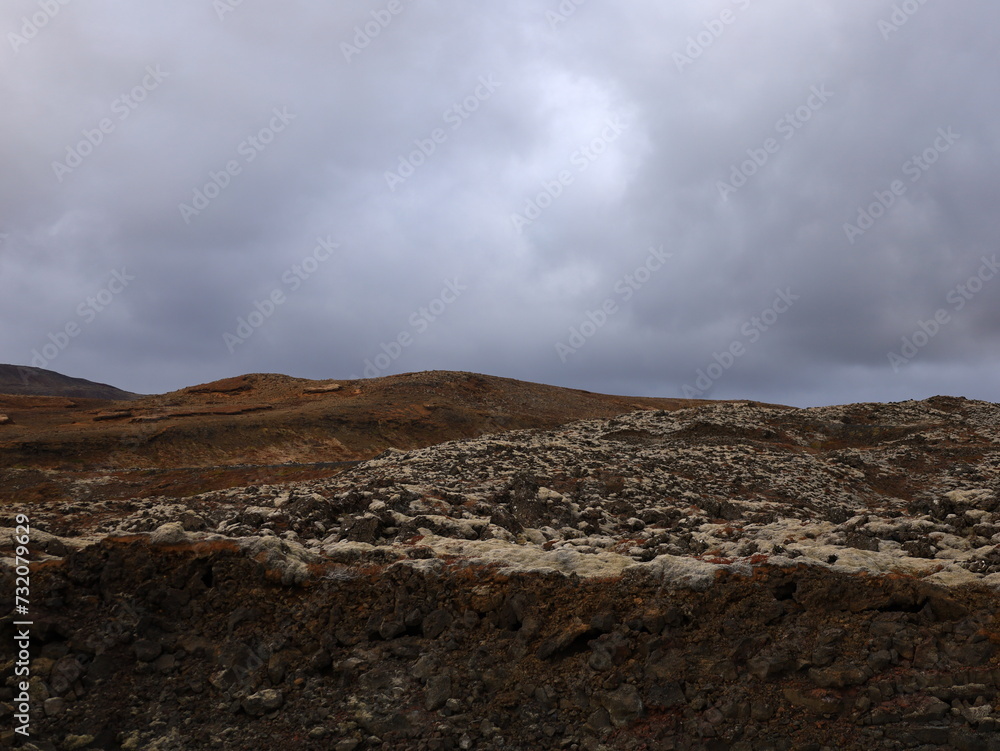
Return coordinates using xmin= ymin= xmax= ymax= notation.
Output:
xmin=1 ymin=0 xmax=998 ymax=407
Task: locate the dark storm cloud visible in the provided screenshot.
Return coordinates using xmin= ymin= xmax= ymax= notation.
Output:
xmin=1 ymin=0 xmax=997 ymax=406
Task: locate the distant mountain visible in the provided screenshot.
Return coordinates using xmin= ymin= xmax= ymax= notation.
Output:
xmin=0 ymin=364 xmax=140 ymax=400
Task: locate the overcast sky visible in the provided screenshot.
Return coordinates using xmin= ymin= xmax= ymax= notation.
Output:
xmin=2 ymin=0 xmax=998 ymax=407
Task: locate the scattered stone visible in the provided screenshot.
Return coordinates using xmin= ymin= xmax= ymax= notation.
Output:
xmin=422 ymin=609 xmax=453 ymax=639
xmin=303 ymin=383 xmax=342 ymax=394
xmin=242 ymin=689 xmax=284 ymax=716
xmin=10 ymin=392 xmax=1000 ymax=748
xmin=425 ymin=673 xmax=452 ymax=711
xmin=809 ymin=664 xmax=870 ymax=688
xmin=149 ymin=522 xmax=189 ymax=545
xmin=61 ymin=736 xmax=95 ymax=750
xmin=133 ymin=640 xmax=162 ymax=663
xmin=783 ymin=687 xmax=842 ymax=715
xmin=585 ymin=707 xmax=613 ymax=735
xmin=601 ymin=684 xmax=643 ymax=726
xmin=537 ymin=618 xmax=591 ymax=659
xmin=748 ymin=647 xmax=796 ymax=680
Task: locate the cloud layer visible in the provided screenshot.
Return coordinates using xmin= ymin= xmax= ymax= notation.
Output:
xmin=2 ymin=0 xmax=998 ymax=406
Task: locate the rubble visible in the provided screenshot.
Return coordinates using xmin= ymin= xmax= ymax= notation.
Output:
xmin=2 ymin=394 xmax=1000 ymax=748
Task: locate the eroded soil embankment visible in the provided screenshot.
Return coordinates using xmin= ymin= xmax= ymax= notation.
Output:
xmin=5 ymin=539 xmax=1000 ymax=751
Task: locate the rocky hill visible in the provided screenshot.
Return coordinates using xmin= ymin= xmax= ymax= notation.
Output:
xmin=2 ymin=376 xmax=1000 ymax=750
xmin=0 ymin=370 xmax=711 ymax=502
xmin=0 ymin=365 xmax=140 ymax=401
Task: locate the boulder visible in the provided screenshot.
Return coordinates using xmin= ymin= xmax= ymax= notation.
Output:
xmin=242 ymin=689 xmax=283 ymax=716
xmin=425 ymin=673 xmax=452 ymax=711
xmin=601 ymin=683 xmax=643 ymax=726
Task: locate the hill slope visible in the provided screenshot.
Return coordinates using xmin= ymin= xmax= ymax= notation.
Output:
xmin=0 ymin=364 xmax=140 ymax=400
xmin=0 ymin=369 xmax=726 ymax=500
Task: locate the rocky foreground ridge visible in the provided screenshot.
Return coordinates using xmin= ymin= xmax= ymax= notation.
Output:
xmin=4 ymin=394 xmax=1000 ymax=749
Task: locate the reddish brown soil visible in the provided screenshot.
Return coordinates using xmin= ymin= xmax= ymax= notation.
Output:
xmin=0 ymin=370 xmax=746 ymax=501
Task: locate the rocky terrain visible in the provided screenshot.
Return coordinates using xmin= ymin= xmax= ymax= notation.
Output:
xmin=0 ymin=370 xmax=707 ymax=503
xmin=3 ymin=372 xmax=1000 ymax=750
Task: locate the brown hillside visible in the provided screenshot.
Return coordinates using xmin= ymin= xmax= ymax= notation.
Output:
xmin=0 ymin=364 xmax=140 ymax=400
xmin=0 ymin=370 xmax=742 ymax=501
